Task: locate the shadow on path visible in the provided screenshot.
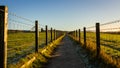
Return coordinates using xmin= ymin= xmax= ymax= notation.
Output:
xmin=44 ymin=35 xmax=85 ymax=68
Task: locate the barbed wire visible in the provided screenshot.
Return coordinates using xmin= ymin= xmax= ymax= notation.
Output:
xmin=0 ymin=9 xmax=4 ymax=12
xmin=9 ymin=18 xmax=34 ymax=26
xmin=0 ymin=9 xmax=56 ymax=30
xmin=0 ymin=9 xmax=8 ymax=13
xmin=0 ymin=9 xmax=34 ymax=23
xmin=100 ymin=27 xmax=120 ymax=31
xmin=9 ymin=12 xmax=34 ymax=23
xmin=86 ymin=19 xmax=120 ymax=30
xmin=101 ymin=20 xmax=120 ymax=26
xmin=86 ymin=26 xmax=95 ymax=29
xmin=86 ymin=27 xmax=120 ymax=32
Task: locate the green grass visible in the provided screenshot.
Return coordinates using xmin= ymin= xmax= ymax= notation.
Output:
xmin=7 ymin=33 xmax=64 ymax=68
xmin=7 ymin=31 xmax=55 ymax=65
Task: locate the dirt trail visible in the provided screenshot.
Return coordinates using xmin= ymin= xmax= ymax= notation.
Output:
xmin=45 ymin=35 xmax=85 ymax=68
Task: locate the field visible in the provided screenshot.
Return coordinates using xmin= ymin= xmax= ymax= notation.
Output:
xmin=79 ymin=32 xmax=120 ymax=67
xmin=7 ymin=31 xmax=54 ymax=65
xmin=81 ymin=32 xmax=120 ymax=58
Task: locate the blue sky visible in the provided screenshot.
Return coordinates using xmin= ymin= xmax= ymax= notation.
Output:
xmin=1 ymin=0 xmax=120 ymax=31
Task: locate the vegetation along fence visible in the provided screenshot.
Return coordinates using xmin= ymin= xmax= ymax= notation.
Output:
xmin=0 ymin=6 xmax=64 ymax=68
xmin=69 ymin=20 xmax=120 ymax=67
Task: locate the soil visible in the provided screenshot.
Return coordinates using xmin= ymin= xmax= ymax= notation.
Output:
xmin=44 ymin=35 xmax=86 ymax=68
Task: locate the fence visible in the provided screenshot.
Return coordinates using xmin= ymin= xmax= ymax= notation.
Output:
xmin=70 ymin=20 xmax=120 ymax=67
xmin=0 ymin=6 xmax=64 ymax=68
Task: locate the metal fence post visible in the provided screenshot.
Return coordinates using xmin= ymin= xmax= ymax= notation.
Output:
xmin=35 ymin=20 xmax=39 ymax=53
xmin=84 ymin=27 xmax=86 ymax=47
xmin=96 ymin=23 xmax=100 ymax=57
xmin=0 ymin=6 xmax=8 ymax=68
xmin=45 ymin=25 xmax=48 ymax=45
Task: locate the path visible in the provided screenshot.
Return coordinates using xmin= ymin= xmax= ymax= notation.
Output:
xmin=45 ymin=35 xmax=85 ymax=68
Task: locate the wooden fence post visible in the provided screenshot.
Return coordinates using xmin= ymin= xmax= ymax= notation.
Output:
xmin=96 ymin=23 xmax=100 ymax=57
xmin=35 ymin=20 xmax=39 ymax=53
xmin=54 ymin=29 xmax=56 ymax=40
xmin=45 ymin=25 xmax=48 ymax=45
xmin=51 ymin=27 xmax=52 ymax=42
xmin=55 ymin=30 xmax=57 ymax=39
xmin=74 ymin=30 xmax=76 ymax=37
xmin=72 ymin=31 xmax=74 ymax=36
xmin=76 ymin=30 xmax=78 ymax=38
xmin=0 ymin=6 xmax=8 ymax=68
xmin=84 ymin=27 xmax=86 ymax=47
xmin=79 ymin=29 xmax=81 ymax=43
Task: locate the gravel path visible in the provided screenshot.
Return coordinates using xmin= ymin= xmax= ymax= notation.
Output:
xmin=45 ymin=35 xmax=85 ymax=68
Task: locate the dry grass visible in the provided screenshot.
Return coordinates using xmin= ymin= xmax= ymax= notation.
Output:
xmin=69 ymin=35 xmax=119 ymax=68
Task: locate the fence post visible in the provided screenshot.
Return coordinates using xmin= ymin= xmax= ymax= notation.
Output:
xmin=79 ymin=29 xmax=81 ymax=43
xmin=55 ymin=30 xmax=57 ymax=39
xmin=35 ymin=20 xmax=39 ymax=53
xmin=54 ymin=29 xmax=56 ymax=40
xmin=96 ymin=23 xmax=100 ymax=57
xmin=74 ymin=30 xmax=76 ymax=37
xmin=45 ymin=25 xmax=48 ymax=45
xmin=0 ymin=6 xmax=8 ymax=68
xmin=84 ymin=27 xmax=86 ymax=47
xmin=76 ymin=30 xmax=78 ymax=38
xmin=51 ymin=27 xmax=52 ymax=42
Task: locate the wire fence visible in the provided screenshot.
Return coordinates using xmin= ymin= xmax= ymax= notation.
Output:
xmin=100 ymin=21 xmax=120 ymax=65
xmin=69 ymin=19 xmax=120 ymax=67
xmin=0 ymin=7 xmax=64 ymax=67
xmin=7 ymin=13 xmax=36 ymax=64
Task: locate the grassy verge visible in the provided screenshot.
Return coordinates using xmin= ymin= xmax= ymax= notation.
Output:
xmin=7 ymin=34 xmax=65 ymax=68
xmin=7 ymin=31 xmax=55 ymax=67
xmin=30 ymin=34 xmax=65 ymax=68
xmin=69 ymin=35 xmax=119 ymax=68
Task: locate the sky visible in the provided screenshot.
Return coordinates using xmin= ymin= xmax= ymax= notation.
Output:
xmin=1 ymin=0 xmax=120 ymax=31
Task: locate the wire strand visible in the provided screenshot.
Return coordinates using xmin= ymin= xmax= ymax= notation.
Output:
xmin=101 ymin=20 xmax=120 ymax=26
xmin=9 ymin=18 xmax=34 ymax=26
xmin=9 ymin=12 xmax=34 ymax=23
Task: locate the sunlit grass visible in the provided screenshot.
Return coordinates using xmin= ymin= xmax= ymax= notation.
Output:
xmin=7 ymin=31 xmax=64 ymax=68
xmin=30 ymin=34 xmax=65 ymax=68
xmin=69 ymin=32 xmax=120 ymax=68
xmin=7 ymin=31 xmax=54 ymax=65
xmin=79 ymin=32 xmax=120 ymax=58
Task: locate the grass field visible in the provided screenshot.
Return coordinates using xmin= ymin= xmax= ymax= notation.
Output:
xmin=7 ymin=31 xmax=54 ymax=65
xmin=79 ymin=32 xmax=120 ymax=67
xmin=69 ymin=32 xmax=120 ymax=67
xmin=81 ymin=32 xmax=120 ymax=58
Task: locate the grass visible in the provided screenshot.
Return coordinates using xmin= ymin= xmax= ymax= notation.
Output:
xmin=79 ymin=32 xmax=120 ymax=57
xmin=7 ymin=31 xmax=55 ymax=66
xmin=30 ymin=34 xmax=65 ymax=68
xmin=69 ymin=32 xmax=120 ymax=68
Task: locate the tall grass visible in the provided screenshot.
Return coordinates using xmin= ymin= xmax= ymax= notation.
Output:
xmin=69 ymin=32 xmax=120 ymax=68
